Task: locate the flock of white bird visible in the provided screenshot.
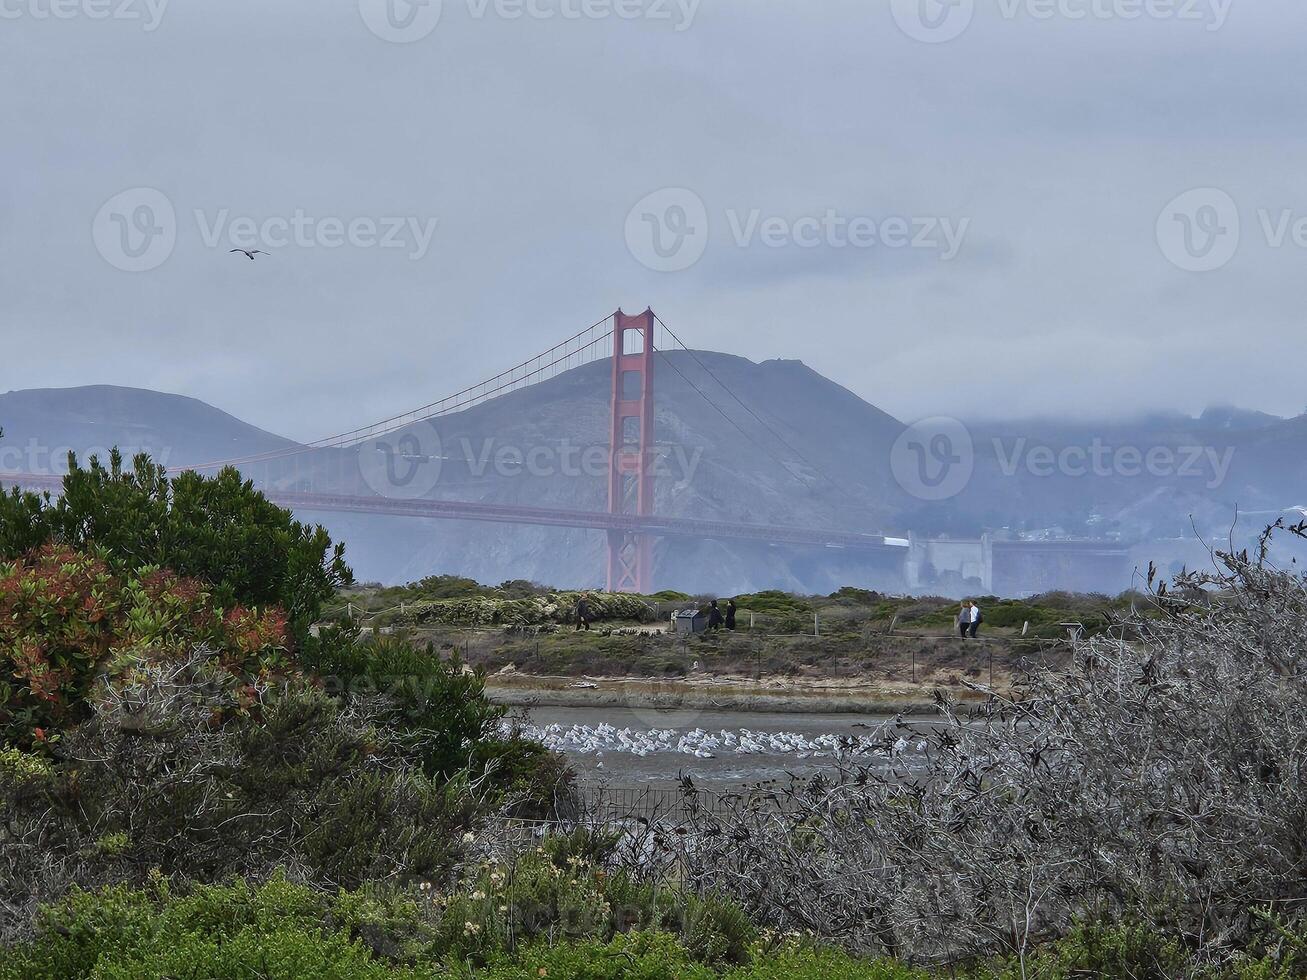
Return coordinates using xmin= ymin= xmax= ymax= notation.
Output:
xmin=521 ymin=722 xmax=927 ymax=761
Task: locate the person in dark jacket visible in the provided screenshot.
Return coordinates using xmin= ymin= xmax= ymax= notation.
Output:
xmin=725 ymin=599 xmax=738 ymax=631
xmin=707 ymin=599 xmax=724 ymax=630
xmin=575 ymin=594 xmax=591 ymax=631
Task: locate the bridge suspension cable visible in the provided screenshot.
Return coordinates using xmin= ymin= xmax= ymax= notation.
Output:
xmin=651 ymin=312 xmax=863 ymax=505
xmin=181 ymin=313 xmax=617 ymax=473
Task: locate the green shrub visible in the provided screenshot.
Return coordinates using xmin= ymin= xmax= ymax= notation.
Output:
xmin=537 ymin=826 xmax=621 ymax=869
xmin=731 ymin=591 xmax=812 ymax=619
xmin=476 ymin=932 xmax=714 ymax=980
xmin=680 ymin=894 xmax=757 ymax=967
xmin=0 ymin=544 xmax=292 ymax=748
xmin=0 ymin=452 xmax=349 ymax=643
xmin=975 ymin=922 xmax=1192 ymax=979
xmin=398 ymin=592 xmax=654 ymax=629
xmin=305 ymin=628 xmax=507 ymax=781
xmin=436 ymin=852 xmax=613 ymax=965
xmin=650 ymin=590 xmax=692 ymax=603
xmin=0 ymin=745 xmax=52 ymax=784
xmin=3 ymin=886 xmax=440 ymax=980
xmin=468 ymin=734 xmax=576 ymax=819
xmin=11 ymin=877 xmax=1285 ymax=980
xmin=730 ymin=945 xmax=927 ymax=979
xmin=0 ymin=669 xmax=478 ymax=932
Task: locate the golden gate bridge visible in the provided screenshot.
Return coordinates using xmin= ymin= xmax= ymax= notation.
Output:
xmin=7 ymin=309 xmax=913 ymax=593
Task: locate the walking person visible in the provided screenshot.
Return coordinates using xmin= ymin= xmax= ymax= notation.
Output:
xmin=707 ymin=599 xmax=724 ymax=630
xmin=575 ymin=593 xmax=592 ymax=631
xmin=957 ymin=601 xmax=971 ymax=639
xmin=968 ymin=599 xmax=982 ymax=638
xmin=725 ymin=599 xmax=738 ymax=631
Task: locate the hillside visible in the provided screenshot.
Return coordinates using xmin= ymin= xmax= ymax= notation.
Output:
xmin=316 ymin=351 xmax=911 ymax=592
xmin=0 ymin=384 xmax=299 ymax=470
xmin=3 ymin=365 xmax=1306 ymax=593
xmin=0 ymin=358 xmax=910 ymax=591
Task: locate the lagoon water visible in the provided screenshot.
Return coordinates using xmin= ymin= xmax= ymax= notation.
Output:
xmin=516 ymin=705 xmax=935 ymax=789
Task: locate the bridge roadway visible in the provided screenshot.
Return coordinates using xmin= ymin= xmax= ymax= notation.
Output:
xmin=4 ymin=473 xmax=909 ymax=554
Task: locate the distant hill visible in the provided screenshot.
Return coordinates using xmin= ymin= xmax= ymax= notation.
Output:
xmin=0 ymin=385 xmax=299 ymax=470
xmin=0 ymin=358 xmax=910 ymax=592
xmin=314 ymin=351 xmax=910 ymax=592
xmin=953 ymin=411 xmax=1307 ymax=543
xmin=3 ymin=365 xmax=1305 ymax=593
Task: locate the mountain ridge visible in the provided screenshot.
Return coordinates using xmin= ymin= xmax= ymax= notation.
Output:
xmin=3 ymin=360 xmax=1304 ymax=592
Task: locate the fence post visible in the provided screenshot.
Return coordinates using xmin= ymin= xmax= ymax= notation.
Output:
xmin=814 ymin=613 xmax=819 ymax=637
xmin=912 ymin=648 xmax=916 ymax=684
xmin=347 ymin=602 xmax=353 ymax=620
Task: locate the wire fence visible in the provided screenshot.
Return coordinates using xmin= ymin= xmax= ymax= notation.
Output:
xmin=572 ymin=784 xmax=779 ymax=823
xmin=495 ymin=783 xmax=779 ymax=832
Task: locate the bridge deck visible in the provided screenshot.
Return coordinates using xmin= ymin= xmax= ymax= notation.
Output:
xmin=4 ymin=473 xmax=906 ymax=553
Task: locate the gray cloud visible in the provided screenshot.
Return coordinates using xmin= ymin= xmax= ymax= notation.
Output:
xmin=2 ymin=0 xmax=1305 ymax=442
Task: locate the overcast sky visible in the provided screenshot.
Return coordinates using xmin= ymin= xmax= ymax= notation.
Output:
xmin=2 ymin=0 xmax=1304 ymax=442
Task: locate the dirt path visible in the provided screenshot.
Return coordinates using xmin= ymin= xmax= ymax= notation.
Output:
xmin=485 ymin=671 xmax=1001 ymax=715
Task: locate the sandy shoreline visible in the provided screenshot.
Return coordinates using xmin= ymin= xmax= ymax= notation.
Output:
xmin=484 ymin=672 xmax=991 ymax=716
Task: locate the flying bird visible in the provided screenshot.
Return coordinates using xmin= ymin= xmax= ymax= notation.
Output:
xmin=230 ymin=249 xmax=268 ymax=260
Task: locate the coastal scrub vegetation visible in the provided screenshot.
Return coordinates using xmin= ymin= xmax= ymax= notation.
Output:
xmin=3 ymin=452 xmax=1307 ymax=977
